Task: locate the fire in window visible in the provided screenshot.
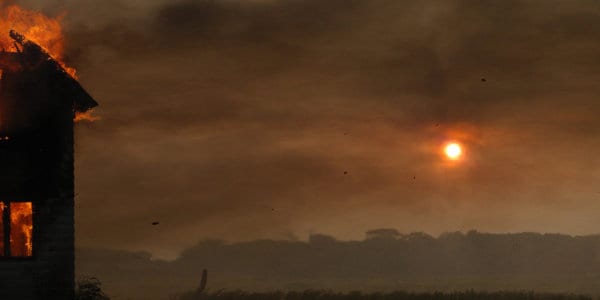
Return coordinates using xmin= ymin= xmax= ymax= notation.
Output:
xmin=0 ymin=202 xmax=33 ymax=257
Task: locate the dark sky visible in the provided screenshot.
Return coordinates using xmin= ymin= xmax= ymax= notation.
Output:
xmin=15 ymin=0 xmax=600 ymax=259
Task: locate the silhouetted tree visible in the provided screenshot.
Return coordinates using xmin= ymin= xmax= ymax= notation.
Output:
xmin=75 ymin=277 xmax=110 ymax=300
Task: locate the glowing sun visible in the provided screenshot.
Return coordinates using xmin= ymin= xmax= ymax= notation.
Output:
xmin=444 ymin=142 xmax=463 ymax=160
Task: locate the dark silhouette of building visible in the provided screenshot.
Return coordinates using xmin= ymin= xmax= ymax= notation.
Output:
xmin=0 ymin=31 xmax=97 ymax=299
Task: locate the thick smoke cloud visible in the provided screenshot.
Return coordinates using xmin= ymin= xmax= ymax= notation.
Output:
xmin=13 ymin=0 xmax=600 ymax=258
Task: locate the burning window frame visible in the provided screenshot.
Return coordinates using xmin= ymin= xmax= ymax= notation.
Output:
xmin=0 ymin=201 xmax=34 ymax=258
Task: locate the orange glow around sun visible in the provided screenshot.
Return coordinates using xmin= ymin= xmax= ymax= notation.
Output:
xmin=444 ymin=142 xmax=462 ymax=160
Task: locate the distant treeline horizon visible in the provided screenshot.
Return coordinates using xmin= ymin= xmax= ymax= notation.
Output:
xmin=80 ymin=229 xmax=600 ymax=258
xmin=76 ymin=230 xmax=600 ymax=300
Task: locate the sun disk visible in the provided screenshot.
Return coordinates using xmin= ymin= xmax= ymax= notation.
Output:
xmin=444 ymin=143 xmax=462 ymax=160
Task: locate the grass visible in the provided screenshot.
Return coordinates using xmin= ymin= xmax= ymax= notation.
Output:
xmin=174 ymin=290 xmax=594 ymax=300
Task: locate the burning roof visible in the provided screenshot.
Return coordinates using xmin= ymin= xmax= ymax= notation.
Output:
xmin=0 ymin=30 xmax=98 ymax=198
xmin=0 ymin=30 xmax=97 ymax=113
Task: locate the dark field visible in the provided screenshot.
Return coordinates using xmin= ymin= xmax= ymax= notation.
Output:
xmin=80 ymin=232 xmax=600 ymax=299
xmin=173 ymin=291 xmax=594 ymax=300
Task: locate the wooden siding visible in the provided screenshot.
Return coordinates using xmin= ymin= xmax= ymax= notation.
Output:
xmin=0 ymin=108 xmax=75 ymax=299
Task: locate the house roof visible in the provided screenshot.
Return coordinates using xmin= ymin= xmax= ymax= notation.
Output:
xmin=2 ymin=30 xmax=98 ymax=113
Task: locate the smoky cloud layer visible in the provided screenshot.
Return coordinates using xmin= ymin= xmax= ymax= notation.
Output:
xmin=16 ymin=0 xmax=600 ymax=258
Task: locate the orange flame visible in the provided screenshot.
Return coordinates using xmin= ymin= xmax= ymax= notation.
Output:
xmin=0 ymin=4 xmax=90 ymax=122
xmin=10 ymin=202 xmax=32 ymax=257
xmin=0 ymin=5 xmax=64 ymax=57
xmin=0 ymin=202 xmax=4 ymax=254
xmin=0 ymin=5 xmax=76 ymax=77
xmin=75 ymin=109 xmax=100 ymax=123
xmin=0 ymin=202 xmax=34 ymax=257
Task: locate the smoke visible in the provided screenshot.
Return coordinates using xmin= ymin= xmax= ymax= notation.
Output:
xmin=9 ymin=0 xmax=600 ymax=258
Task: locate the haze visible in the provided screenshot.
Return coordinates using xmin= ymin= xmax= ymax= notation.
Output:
xmin=13 ymin=0 xmax=600 ymax=259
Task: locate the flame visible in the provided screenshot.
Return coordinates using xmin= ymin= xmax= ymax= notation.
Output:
xmin=0 ymin=4 xmax=76 ymax=78
xmin=0 ymin=4 xmax=93 ymax=123
xmin=0 ymin=202 xmax=33 ymax=256
xmin=0 ymin=202 xmax=4 ymax=254
xmin=10 ymin=202 xmax=32 ymax=257
xmin=75 ymin=109 xmax=100 ymax=123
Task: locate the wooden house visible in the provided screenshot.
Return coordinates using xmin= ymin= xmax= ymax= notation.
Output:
xmin=0 ymin=30 xmax=97 ymax=299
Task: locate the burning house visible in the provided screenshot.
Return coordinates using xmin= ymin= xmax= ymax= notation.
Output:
xmin=0 ymin=30 xmax=97 ymax=299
